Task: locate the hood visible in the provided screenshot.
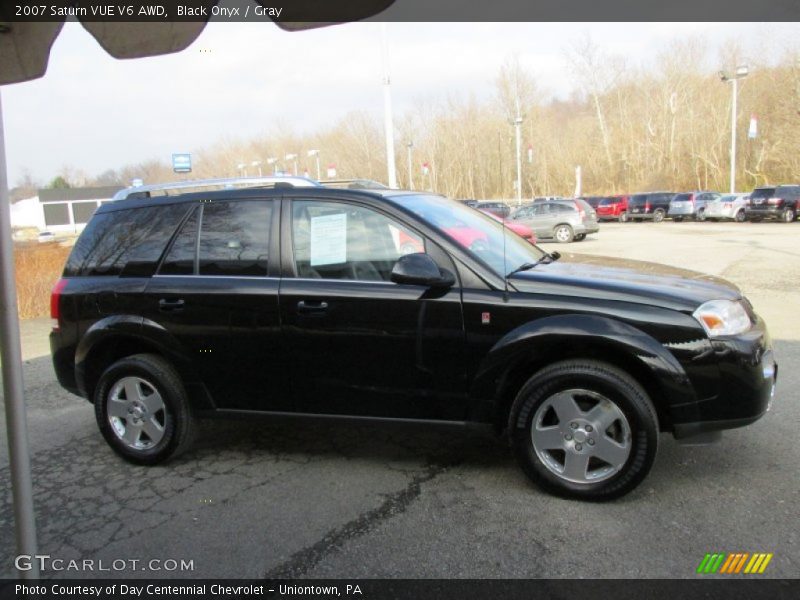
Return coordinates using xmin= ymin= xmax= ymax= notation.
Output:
xmin=509 ymin=253 xmax=741 ymax=310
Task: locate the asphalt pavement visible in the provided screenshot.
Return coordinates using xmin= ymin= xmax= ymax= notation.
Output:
xmin=0 ymin=220 xmax=797 ymax=579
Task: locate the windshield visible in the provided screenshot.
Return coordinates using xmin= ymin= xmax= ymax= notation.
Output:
xmin=392 ymin=194 xmax=546 ymax=276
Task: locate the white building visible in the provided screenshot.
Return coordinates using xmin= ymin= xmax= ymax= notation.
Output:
xmin=10 ymin=186 xmax=122 ymax=233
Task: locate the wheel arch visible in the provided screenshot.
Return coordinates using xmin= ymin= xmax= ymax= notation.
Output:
xmin=469 ymin=314 xmax=696 ymax=433
xmin=76 ymin=316 xmax=205 ymax=407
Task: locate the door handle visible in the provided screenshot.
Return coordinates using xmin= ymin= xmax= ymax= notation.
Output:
xmin=297 ymin=300 xmax=328 ymax=315
xmin=158 ymin=298 xmax=185 ymax=312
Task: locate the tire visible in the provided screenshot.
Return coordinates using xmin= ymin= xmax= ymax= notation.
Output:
xmin=575 ymin=233 xmax=586 ymax=241
xmin=673 ymin=216 xmax=684 ymax=223
xmin=735 ymin=209 xmax=746 ymax=223
xmin=782 ymin=208 xmax=796 ymax=223
xmin=696 ymin=208 xmax=706 ymax=222
xmin=508 ymin=359 xmax=659 ymax=501
xmin=94 ymin=353 xmax=196 ymax=465
xmin=553 ymin=224 xmax=574 ymax=243
xmin=618 ymin=212 xmax=628 ymax=223
xmin=653 ymin=209 xmax=665 ymax=223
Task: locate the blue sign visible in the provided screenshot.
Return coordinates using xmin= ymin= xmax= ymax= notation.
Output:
xmin=172 ymin=153 xmax=192 ymax=174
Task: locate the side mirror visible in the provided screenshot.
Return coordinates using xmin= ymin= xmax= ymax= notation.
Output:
xmin=391 ymin=253 xmax=455 ymax=288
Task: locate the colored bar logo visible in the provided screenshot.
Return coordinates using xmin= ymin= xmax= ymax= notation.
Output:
xmin=697 ymin=552 xmax=773 ymax=574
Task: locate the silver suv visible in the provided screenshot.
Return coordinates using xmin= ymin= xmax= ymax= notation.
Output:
xmin=511 ymin=199 xmax=599 ymax=243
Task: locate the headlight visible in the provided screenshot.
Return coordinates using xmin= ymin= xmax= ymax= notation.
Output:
xmin=693 ymin=299 xmax=752 ymax=337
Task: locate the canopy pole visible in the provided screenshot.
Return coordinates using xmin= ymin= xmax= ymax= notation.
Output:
xmin=0 ymin=89 xmax=40 ymax=579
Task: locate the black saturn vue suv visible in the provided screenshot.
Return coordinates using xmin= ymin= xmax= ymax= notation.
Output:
xmin=50 ymin=179 xmax=778 ymax=500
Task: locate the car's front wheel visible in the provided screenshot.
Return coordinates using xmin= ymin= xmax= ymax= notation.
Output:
xmin=618 ymin=211 xmax=628 ymax=223
xmin=509 ymin=360 xmax=658 ymax=500
xmin=94 ymin=353 xmax=196 ymax=465
xmin=553 ymin=224 xmax=574 ymax=243
xmin=735 ymin=209 xmax=746 ymax=223
xmin=782 ymin=208 xmax=796 ymax=223
xmin=653 ymin=209 xmax=666 ymax=223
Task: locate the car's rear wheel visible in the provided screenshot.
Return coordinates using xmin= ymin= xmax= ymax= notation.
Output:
xmin=696 ymin=208 xmax=706 ymax=222
xmin=735 ymin=209 xmax=746 ymax=223
xmin=553 ymin=224 xmax=574 ymax=243
xmin=782 ymin=208 xmax=796 ymax=223
xmin=509 ymin=360 xmax=658 ymax=500
xmin=653 ymin=209 xmax=665 ymax=223
xmin=94 ymin=353 xmax=196 ymax=465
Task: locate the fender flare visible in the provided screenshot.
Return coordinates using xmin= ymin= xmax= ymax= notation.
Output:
xmin=75 ymin=315 xmax=199 ymax=398
xmin=469 ymin=313 xmax=698 ymax=424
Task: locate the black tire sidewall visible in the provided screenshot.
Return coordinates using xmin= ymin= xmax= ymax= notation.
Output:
xmin=510 ymin=361 xmax=658 ymax=500
xmin=94 ymin=355 xmax=189 ymax=465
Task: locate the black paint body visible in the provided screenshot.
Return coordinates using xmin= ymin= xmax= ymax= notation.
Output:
xmin=51 ymin=188 xmax=777 ymax=437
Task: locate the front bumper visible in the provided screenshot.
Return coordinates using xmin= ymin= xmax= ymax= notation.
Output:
xmin=672 ymin=317 xmax=777 ymax=439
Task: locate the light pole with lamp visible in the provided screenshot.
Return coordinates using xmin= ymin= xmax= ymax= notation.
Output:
xmin=285 ymin=153 xmax=298 ymax=176
xmin=307 ymin=150 xmax=321 ymax=180
xmin=267 ymin=157 xmax=278 ymax=175
xmin=237 ymin=162 xmax=247 ymax=177
xmin=251 ymin=160 xmax=262 ymax=177
xmin=719 ymin=64 xmax=749 ymax=193
xmin=406 ymin=142 xmax=414 ymax=190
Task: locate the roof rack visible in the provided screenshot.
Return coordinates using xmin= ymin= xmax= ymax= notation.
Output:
xmin=112 ymin=175 xmax=322 ymax=201
xmin=320 ymin=179 xmax=389 ymax=190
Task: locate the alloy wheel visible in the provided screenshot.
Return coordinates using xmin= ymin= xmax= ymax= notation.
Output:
xmin=531 ymin=389 xmax=632 ymax=484
xmin=107 ymin=376 xmax=168 ymax=450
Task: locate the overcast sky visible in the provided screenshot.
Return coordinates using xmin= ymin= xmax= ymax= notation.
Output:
xmin=2 ymin=20 xmax=797 ymax=185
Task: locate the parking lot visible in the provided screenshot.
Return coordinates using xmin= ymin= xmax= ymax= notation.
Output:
xmin=0 ymin=220 xmax=798 ymax=579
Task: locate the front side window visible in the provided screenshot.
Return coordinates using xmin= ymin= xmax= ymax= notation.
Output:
xmin=292 ymin=200 xmax=424 ymax=281
xmin=391 ymin=194 xmax=547 ymax=278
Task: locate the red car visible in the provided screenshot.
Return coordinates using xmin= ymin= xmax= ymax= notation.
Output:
xmin=479 ymin=209 xmax=537 ymax=244
xmin=398 ymin=225 xmax=490 ymax=254
xmin=596 ymin=195 xmax=629 ymax=222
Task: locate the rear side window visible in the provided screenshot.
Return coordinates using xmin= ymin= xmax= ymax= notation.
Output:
xmin=673 ymin=193 xmax=691 ymax=202
xmin=159 ymin=200 xmax=273 ymax=277
xmin=160 ymin=208 xmax=200 ymax=275
xmin=64 ymin=204 xmax=190 ymax=277
xmin=199 ymin=201 xmax=272 ymax=276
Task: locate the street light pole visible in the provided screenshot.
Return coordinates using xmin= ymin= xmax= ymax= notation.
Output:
xmin=251 ymin=160 xmax=262 ymax=177
xmin=381 ymin=24 xmax=398 ymax=189
xmin=406 ymin=142 xmax=413 ymax=190
xmin=307 ymin=150 xmax=321 ymax=180
xmin=729 ymin=77 xmax=738 ymax=194
xmin=514 ymin=116 xmax=523 ymax=205
xmin=285 ymin=153 xmax=298 ymax=176
xmin=719 ymin=65 xmax=749 ymax=194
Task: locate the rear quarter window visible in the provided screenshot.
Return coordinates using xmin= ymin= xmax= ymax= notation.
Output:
xmin=64 ymin=203 xmax=191 ymax=277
